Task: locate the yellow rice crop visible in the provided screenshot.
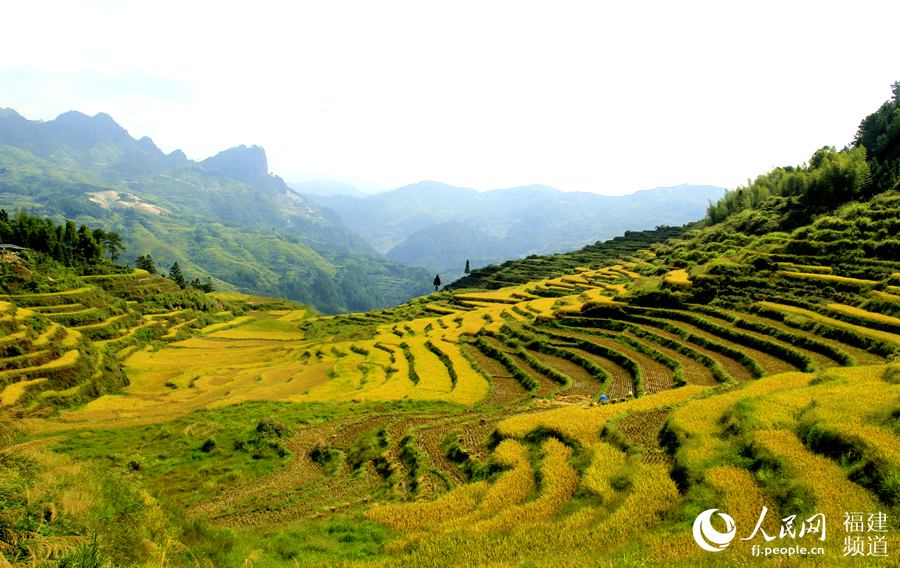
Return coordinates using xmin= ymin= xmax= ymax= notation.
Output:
xmin=365 ymin=481 xmax=490 ymax=532
xmin=669 ymin=364 xmax=898 ymax=525
xmin=162 ymin=318 xmax=197 ymax=340
xmin=0 ymin=331 xmax=27 ymax=346
xmin=60 ymin=329 xmax=81 ymax=348
xmin=207 ymin=291 xmax=272 ymax=304
xmin=198 ymin=316 xmax=254 ymax=334
xmin=826 ymin=422 xmax=900 ymax=467
xmin=664 ymin=268 xmax=692 ymax=287
xmin=590 ymin=462 xmax=678 ymax=542
xmin=404 ymin=317 xmax=441 ymax=336
xmin=453 ymin=290 xmax=522 ymax=303
xmin=610 ymin=265 xmax=641 ymax=279
xmin=581 ymin=442 xmax=627 ymax=503
xmin=471 ymin=438 xmax=578 ymax=533
xmin=0 ymin=349 xmax=81 ymax=381
xmin=826 ymin=302 xmax=900 ymax=328
xmin=704 ymin=465 xmax=773 ymax=530
xmin=872 ymin=290 xmax=900 ymax=305
xmin=0 ymin=287 xmax=92 ymax=299
xmin=577 ymin=288 xmax=623 ymax=305
xmin=776 ymin=263 xmax=833 ymax=274
xmin=312 ymin=350 xmax=370 ymax=389
xmin=464 ymin=440 xmax=534 ymax=519
xmin=666 ymin=372 xmax=811 ymax=472
xmin=31 ymin=323 xmax=62 ymax=347
xmin=560 ymin=276 xmax=590 ymax=285
xmin=431 ymin=339 xmax=490 ymax=405
xmin=388 ymin=440 xmax=534 ymax=536
xmin=497 ymin=386 xmax=705 ymax=447
xmin=753 ymin=429 xmax=878 ymax=523
xmin=206 ymin=316 xmax=304 ymax=340
xmin=456 ymin=300 xmax=511 ymax=309
xmin=778 ymin=271 xmax=878 ymax=286
xmin=403 ymin=338 xmax=453 ymax=394
xmin=276 ymin=309 xmax=308 ymax=321
xmin=758 ymin=301 xmax=900 ymax=347
xmin=0 ymin=378 xmax=47 ymax=406
xmin=79 ymin=268 xmax=148 ymax=280
xmin=424 ymin=303 xmax=460 ymax=315
xmin=519 ymin=298 xmax=558 ymax=318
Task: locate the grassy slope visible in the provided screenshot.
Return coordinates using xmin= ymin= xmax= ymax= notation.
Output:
xmin=0 ymin=142 xmax=433 ymax=314
xmin=2 ymin=189 xmax=899 ymax=566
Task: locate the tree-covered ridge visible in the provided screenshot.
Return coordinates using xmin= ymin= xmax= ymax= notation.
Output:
xmin=0 ymin=110 xmax=432 ymax=313
xmin=310 ymin=182 xmax=724 ymax=279
xmin=3 ymin=185 xmax=897 ymax=566
xmin=0 ymin=244 xmax=302 ymax=414
xmin=0 ymin=208 xmax=123 ymax=267
xmin=855 ymin=81 xmax=900 ymax=190
xmin=3 ymin=85 xmax=900 ymax=567
xmin=706 ymin=82 xmax=899 ymax=225
xmin=445 ymin=226 xmax=685 ymax=290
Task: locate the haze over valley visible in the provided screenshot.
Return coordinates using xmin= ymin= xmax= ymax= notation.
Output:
xmin=0 ymin=106 xmax=722 ymax=310
xmin=1 ymin=2 xmax=899 ymax=567
xmin=307 ymin=182 xmax=724 ymax=278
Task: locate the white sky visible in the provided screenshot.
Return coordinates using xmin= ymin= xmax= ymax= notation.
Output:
xmin=1 ymin=0 xmax=898 ymax=194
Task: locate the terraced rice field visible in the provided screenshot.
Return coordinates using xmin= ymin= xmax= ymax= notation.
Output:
xmin=5 ymin=238 xmax=900 ymax=567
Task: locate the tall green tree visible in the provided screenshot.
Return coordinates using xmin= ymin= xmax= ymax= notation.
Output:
xmin=706 ymin=81 xmax=896 ymax=226
xmin=93 ymin=228 xmax=125 ymax=261
xmin=169 ymin=262 xmax=187 ymax=288
xmin=433 ymin=274 xmax=441 ymax=291
xmin=464 ymin=259 xmax=470 ymax=274
xmin=135 ymin=254 xmax=157 ymax=274
xmin=0 ymin=210 xmax=120 ymax=267
xmin=75 ymin=225 xmax=100 ymax=261
xmin=854 ymin=81 xmax=900 ymax=193
xmin=62 ymin=220 xmax=77 ymax=264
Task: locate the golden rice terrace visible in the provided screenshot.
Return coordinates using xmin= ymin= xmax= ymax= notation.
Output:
xmin=2 ymin=194 xmax=900 ymax=567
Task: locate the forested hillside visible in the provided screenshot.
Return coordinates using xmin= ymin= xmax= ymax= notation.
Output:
xmin=309 ymin=182 xmax=724 ymax=278
xmin=1 ymin=85 xmax=898 ymax=567
xmin=0 ymin=109 xmax=432 ymax=313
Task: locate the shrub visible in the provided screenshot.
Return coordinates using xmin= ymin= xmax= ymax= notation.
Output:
xmin=627 ymin=288 xmax=683 ymax=308
xmin=884 ymin=365 xmax=900 ymax=384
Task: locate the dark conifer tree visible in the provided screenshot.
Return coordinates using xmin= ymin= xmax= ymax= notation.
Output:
xmin=135 ymin=254 xmax=157 ymax=274
xmin=169 ymin=262 xmax=187 ymax=288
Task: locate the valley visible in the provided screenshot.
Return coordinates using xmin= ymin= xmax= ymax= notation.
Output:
xmin=0 ymin=76 xmax=898 ymax=568
xmin=0 ymin=111 xmax=433 ymax=313
xmin=2 ymin=184 xmax=899 ymax=565
xmin=308 ymin=182 xmax=725 ymax=279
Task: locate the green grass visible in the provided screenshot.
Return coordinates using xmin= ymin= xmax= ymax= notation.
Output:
xmin=224 ymin=515 xmax=397 ymax=567
xmin=52 ymin=402 xmax=344 ymax=505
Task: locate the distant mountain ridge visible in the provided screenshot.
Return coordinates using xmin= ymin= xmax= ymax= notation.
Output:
xmin=0 ymin=108 xmax=432 ymax=312
xmin=0 ymin=107 xmax=724 ymax=308
xmin=287 ymin=179 xmax=370 ymax=197
xmin=307 ymin=181 xmax=725 ymax=278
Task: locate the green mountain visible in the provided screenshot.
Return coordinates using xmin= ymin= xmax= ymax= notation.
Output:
xmin=0 ymin=109 xmax=432 ymax=313
xmin=308 ymin=182 xmax=725 ymax=278
xmin=451 ymin=82 xmax=900 ymax=292
xmin=2 ymin=83 xmax=899 ymax=568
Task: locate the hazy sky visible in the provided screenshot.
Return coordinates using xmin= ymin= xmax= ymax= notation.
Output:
xmin=1 ymin=1 xmax=898 ymax=194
